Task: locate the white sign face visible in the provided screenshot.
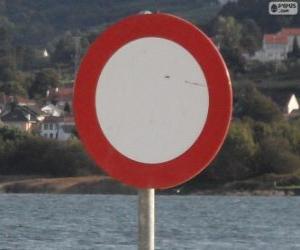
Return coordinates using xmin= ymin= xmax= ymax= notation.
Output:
xmin=95 ymin=37 xmax=209 ymax=164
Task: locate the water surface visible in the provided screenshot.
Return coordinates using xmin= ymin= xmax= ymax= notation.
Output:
xmin=0 ymin=194 xmax=299 ymax=249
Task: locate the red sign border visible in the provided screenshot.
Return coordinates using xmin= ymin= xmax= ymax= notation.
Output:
xmin=74 ymin=13 xmax=232 ymax=189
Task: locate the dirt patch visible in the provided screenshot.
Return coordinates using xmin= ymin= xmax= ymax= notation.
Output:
xmin=0 ymin=176 xmax=136 ymax=194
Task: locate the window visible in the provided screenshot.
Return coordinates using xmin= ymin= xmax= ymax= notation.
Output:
xmin=49 ymin=124 xmax=53 ymax=130
xmin=44 ymin=124 xmax=48 ymax=130
xmin=49 ymin=133 xmax=53 ymax=138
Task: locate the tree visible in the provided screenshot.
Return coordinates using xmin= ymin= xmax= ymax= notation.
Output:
xmin=29 ymin=68 xmax=60 ymax=99
xmin=52 ymin=33 xmax=76 ymax=65
xmin=288 ymin=37 xmax=300 ymax=59
xmin=234 ymin=83 xmax=283 ymax=122
xmin=240 ymin=18 xmax=262 ymax=54
xmin=63 ymin=102 xmax=71 ymax=113
xmin=213 ymin=16 xmax=242 ymax=49
xmin=189 ymin=120 xmax=258 ymax=186
xmin=218 ymin=0 xmax=297 ymax=33
xmin=0 ymin=24 xmax=16 ymax=82
xmin=210 ymin=121 xmax=258 ymax=181
xmin=251 ymin=120 xmax=300 ymax=175
xmin=220 ymin=46 xmax=246 ymax=73
xmin=212 ymin=16 xmax=247 ymax=72
xmin=258 ymin=136 xmax=300 ymax=174
xmin=0 ymin=127 xmax=100 ymax=176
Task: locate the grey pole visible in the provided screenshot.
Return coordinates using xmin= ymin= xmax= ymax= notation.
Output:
xmin=138 ymin=188 xmax=155 ymax=250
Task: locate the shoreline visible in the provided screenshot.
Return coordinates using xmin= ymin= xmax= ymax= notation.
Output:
xmin=0 ymin=175 xmax=136 ymax=195
xmin=0 ymin=175 xmax=298 ymax=196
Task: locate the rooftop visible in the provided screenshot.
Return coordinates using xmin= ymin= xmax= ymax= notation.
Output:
xmin=1 ymin=105 xmax=39 ymax=122
xmin=279 ymin=28 xmax=300 ymax=36
xmin=264 ymin=28 xmax=300 ymax=45
xmin=264 ymin=34 xmax=288 ymax=44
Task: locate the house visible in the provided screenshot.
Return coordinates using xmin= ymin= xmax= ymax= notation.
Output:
xmin=58 ymin=116 xmax=75 ymax=140
xmin=41 ymin=103 xmax=64 ymax=117
xmin=265 ymin=92 xmax=299 ymax=117
xmin=43 ymin=49 xmax=49 ymax=58
xmin=0 ymin=94 xmax=38 ymax=114
xmin=46 ymin=85 xmax=73 ymax=113
xmin=40 ymin=116 xmax=75 ymax=141
xmin=14 ymin=96 xmax=37 ymax=107
xmin=245 ymin=28 xmax=300 ymax=62
xmin=286 ymin=94 xmax=299 ymax=115
xmin=0 ymin=105 xmax=41 ymax=132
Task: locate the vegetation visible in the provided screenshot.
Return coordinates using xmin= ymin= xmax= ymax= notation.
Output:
xmin=0 ymin=0 xmax=220 ymax=46
xmin=188 ymin=81 xmax=300 ymax=189
xmin=0 ymin=127 xmax=100 ymax=177
xmin=0 ymin=0 xmax=299 ymax=192
xmin=216 ymin=0 xmax=300 ymax=33
xmin=28 ymin=68 xmax=60 ymax=99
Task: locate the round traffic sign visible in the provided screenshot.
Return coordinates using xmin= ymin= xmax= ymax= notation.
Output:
xmin=74 ymin=13 xmax=232 ymax=189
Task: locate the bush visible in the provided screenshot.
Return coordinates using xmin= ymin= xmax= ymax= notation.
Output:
xmin=0 ymin=127 xmax=100 ymax=177
xmin=190 ymin=117 xmax=300 ymax=187
xmin=204 ymin=120 xmax=258 ymax=182
xmin=234 ymin=83 xmax=283 ymax=122
xmin=258 ymin=137 xmax=300 ymax=174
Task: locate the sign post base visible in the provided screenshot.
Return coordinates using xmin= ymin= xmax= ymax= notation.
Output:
xmin=138 ymin=188 xmax=155 ymax=250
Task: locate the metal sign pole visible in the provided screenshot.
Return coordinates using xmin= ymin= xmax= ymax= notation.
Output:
xmin=138 ymin=188 xmax=155 ymax=250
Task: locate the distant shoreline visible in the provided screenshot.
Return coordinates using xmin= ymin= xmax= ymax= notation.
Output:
xmin=0 ymin=175 xmax=298 ymax=196
xmin=0 ymin=175 xmax=136 ymax=195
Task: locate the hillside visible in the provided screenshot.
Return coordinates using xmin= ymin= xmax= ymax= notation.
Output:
xmin=0 ymin=0 xmax=300 ymax=193
xmin=0 ymin=0 xmax=221 ymax=47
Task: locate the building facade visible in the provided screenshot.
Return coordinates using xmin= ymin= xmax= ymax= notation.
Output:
xmin=40 ymin=116 xmax=75 ymax=140
xmin=0 ymin=105 xmax=40 ymax=132
xmin=246 ymin=28 xmax=300 ymax=62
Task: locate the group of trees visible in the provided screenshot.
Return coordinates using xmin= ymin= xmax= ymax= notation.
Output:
xmin=0 ymin=0 xmax=299 ymax=187
xmin=207 ymin=15 xmax=263 ymax=73
xmin=0 ymin=127 xmax=100 ymax=177
xmin=189 ymin=83 xmax=300 ymax=187
xmin=206 ymin=118 xmax=300 ymax=182
xmin=0 ymin=0 xmax=222 ymax=47
xmin=217 ymin=0 xmax=300 ymax=33
xmin=0 ymin=82 xmax=299 ymax=185
xmin=205 ymin=0 xmax=300 ymax=74
xmin=0 ymin=13 xmax=92 ymax=99
xmin=0 ymin=18 xmax=60 ymax=99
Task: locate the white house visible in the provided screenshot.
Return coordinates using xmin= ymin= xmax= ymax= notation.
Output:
xmin=43 ymin=49 xmax=49 ymax=58
xmin=246 ymin=28 xmax=300 ymax=62
xmin=269 ymin=92 xmax=300 ymax=117
xmin=40 ymin=116 xmax=75 ymax=141
xmin=46 ymin=86 xmax=73 ymax=113
xmin=41 ymin=104 xmax=64 ymax=117
xmin=287 ymin=94 xmax=299 ymax=115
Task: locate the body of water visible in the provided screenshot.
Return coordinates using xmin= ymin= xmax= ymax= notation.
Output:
xmin=0 ymin=194 xmax=299 ymax=249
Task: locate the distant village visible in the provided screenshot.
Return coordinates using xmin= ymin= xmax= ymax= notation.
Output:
xmin=0 ymin=27 xmax=299 ymax=139
xmin=0 ymin=85 xmax=75 ymax=141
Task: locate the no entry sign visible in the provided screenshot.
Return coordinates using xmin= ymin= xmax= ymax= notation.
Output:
xmin=74 ymin=13 xmax=232 ymax=189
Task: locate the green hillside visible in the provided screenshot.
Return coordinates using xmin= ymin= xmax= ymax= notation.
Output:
xmin=0 ymin=0 xmax=221 ymax=47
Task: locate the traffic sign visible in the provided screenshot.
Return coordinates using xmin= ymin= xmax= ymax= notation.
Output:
xmin=74 ymin=13 xmax=232 ymax=189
